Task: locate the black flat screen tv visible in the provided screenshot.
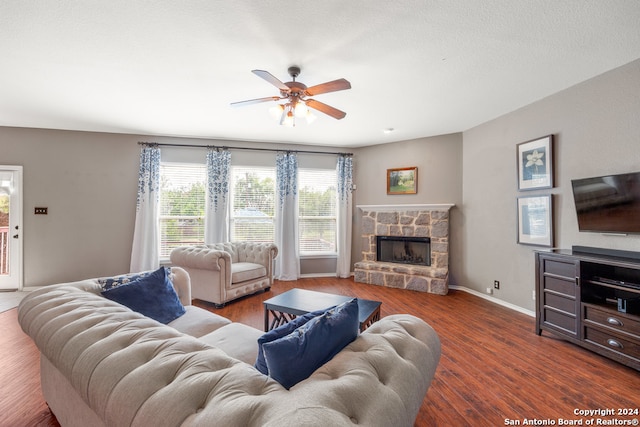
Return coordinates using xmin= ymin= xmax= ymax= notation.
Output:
xmin=571 ymin=171 xmax=640 ymax=234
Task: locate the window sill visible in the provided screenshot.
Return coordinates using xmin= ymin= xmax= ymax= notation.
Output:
xmin=299 ymin=252 xmax=337 ymax=259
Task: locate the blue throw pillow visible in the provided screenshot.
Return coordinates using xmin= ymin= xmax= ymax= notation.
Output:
xmin=98 ymin=269 xmax=162 ymax=291
xmin=255 ymin=308 xmax=327 ymax=375
xmin=262 ymin=298 xmax=359 ymax=389
xmin=101 ymin=267 xmax=185 ymax=324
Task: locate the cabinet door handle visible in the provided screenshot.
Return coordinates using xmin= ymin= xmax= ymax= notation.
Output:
xmin=607 ymin=339 xmax=623 ymax=349
xmin=607 ymin=317 xmax=623 ymax=327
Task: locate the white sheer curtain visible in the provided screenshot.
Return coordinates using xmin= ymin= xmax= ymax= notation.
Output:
xmin=130 ymin=145 xmax=161 ymax=273
xmin=336 ymin=154 xmax=353 ymax=278
xmin=275 ymin=152 xmax=300 ymax=280
xmin=205 ymin=148 xmax=231 ymax=244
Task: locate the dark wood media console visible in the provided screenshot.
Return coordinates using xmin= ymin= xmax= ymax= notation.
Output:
xmin=535 ymin=247 xmax=640 ymax=370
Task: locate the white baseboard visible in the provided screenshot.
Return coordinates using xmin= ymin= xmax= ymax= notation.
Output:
xmin=299 ymin=272 xmax=354 ymax=279
xmin=299 ymin=273 xmax=338 ymax=278
xmin=449 ymin=285 xmax=535 ymax=317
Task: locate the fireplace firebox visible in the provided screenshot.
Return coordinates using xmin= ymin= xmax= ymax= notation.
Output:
xmin=376 ymin=236 xmax=431 ymax=266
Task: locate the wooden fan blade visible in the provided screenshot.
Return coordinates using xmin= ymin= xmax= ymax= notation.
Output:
xmin=305 ymin=78 xmax=351 ymax=96
xmin=252 ymin=70 xmax=289 ymax=91
xmin=230 ymin=96 xmax=280 ymax=107
xmin=305 ymin=99 xmax=347 ymax=120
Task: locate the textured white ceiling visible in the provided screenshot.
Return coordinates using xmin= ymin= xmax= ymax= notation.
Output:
xmin=2 ymin=1 xmax=640 ymax=148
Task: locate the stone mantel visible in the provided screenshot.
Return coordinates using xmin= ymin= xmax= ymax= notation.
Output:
xmin=357 ymin=204 xmax=455 ymax=212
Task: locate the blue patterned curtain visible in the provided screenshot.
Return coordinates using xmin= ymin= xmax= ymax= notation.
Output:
xmin=336 ymin=154 xmax=353 ymax=277
xmin=130 ymin=145 xmax=160 ymax=272
xmin=275 ymin=152 xmax=300 ymax=280
xmin=205 ymin=148 xmax=231 ymax=243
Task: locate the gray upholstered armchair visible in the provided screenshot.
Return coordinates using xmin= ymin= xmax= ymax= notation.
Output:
xmin=170 ymin=242 xmax=278 ymax=307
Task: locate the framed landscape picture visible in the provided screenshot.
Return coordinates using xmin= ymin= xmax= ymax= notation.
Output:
xmin=387 ymin=167 xmax=417 ymax=194
xmin=517 ymin=195 xmax=553 ymax=247
xmin=517 ymin=135 xmax=553 ymax=191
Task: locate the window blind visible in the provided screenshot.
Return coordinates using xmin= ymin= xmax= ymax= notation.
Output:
xmin=159 ymin=163 xmax=206 ymax=257
xmin=298 ymin=168 xmax=337 ymax=253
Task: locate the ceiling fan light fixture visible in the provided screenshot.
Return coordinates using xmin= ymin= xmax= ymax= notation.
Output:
xmin=305 ymin=110 xmax=317 ymax=124
xmin=280 ymin=104 xmax=295 ymax=127
xmin=269 ymin=104 xmax=285 ymax=119
xmin=294 ymin=101 xmax=308 ymax=118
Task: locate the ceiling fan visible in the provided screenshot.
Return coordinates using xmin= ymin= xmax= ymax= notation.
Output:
xmin=231 ymin=66 xmax=351 ymax=126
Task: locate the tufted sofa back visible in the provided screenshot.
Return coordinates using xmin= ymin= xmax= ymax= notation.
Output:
xmin=18 ymin=282 xmax=440 ymax=427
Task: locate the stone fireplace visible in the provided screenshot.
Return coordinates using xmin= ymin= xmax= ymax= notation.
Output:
xmin=354 ymin=204 xmax=453 ymax=295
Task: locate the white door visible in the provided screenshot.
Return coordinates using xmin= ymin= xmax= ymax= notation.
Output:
xmin=0 ymin=166 xmax=22 ymax=290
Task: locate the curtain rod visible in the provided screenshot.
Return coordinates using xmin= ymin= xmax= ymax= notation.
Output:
xmin=138 ymin=141 xmax=352 ymax=156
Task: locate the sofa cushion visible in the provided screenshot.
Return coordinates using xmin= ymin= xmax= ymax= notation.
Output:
xmin=262 ymin=298 xmax=359 ymax=389
xmin=168 ymin=305 xmax=231 ymax=338
xmin=101 ymin=267 xmax=186 ymax=324
xmin=199 ymin=323 xmax=263 ymax=365
xmin=254 ymin=308 xmax=327 ymax=375
xmin=231 ymin=262 xmax=267 ymax=284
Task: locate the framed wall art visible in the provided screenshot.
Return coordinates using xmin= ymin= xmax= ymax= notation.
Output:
xmin=517 ymin=195 xmax=553 ymax=247
xmin=387 ymin=167 xmax=418 ymax=195
xmin=517 ymin=135 xmax=553 ymax=191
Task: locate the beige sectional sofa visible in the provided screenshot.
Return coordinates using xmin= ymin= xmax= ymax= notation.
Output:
xmin=170 ymin=242 xmax=278 ymax=307
xmin=18 ymin=267 xmax=441 ymax=427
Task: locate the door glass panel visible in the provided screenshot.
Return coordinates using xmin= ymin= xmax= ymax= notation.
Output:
xmin=0 ymin=166 xmax=21 ymax=289
xmin=0 ymin=192 xmax=9 ymax=275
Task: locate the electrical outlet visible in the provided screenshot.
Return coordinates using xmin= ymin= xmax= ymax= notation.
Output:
xmin=532 ymin=290 xmax=536 ymax=301
xmin=486 ymin=287 xmax=493 ymax=295
xmin=34 ymin=207 xmax=48 ymax=215
xmin=494 ymin=280 xmax=500 ymax=289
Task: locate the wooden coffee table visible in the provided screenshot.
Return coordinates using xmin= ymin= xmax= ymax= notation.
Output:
xmin=263 ymin=288 xmax=382 ymax=332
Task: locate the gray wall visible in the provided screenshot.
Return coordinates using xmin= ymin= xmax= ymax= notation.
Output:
xmin=2 ymin=127 xmax=140 ymax=286
xmin=352 ymin=133 xmax=464 ymax=285
xmin=462 ymin=58 xmax=640 ymax=311
xmin=0 ymin=128 xmax=347 ymax=286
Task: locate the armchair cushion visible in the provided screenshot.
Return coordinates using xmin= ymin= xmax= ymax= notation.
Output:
xmin=232 ymin=262 xmax=267 ymax=284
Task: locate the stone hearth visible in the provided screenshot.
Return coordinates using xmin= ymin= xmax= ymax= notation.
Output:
xmin=354 ymin=204 xmax=453 ymax=295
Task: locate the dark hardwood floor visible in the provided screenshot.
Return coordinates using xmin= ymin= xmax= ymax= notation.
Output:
xmin=2 ymin=277 xmax=638 ymax=426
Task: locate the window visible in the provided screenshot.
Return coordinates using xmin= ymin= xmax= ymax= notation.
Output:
xmin=298 ymin=168 xmax=337 ymax=254
xmin=159 ymin=163 xmax=205 ymax=259
xmin=158 ymin=162 xmax=336 ymax=258
xmin=230 ymin=166 xmax=275 ymax=243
